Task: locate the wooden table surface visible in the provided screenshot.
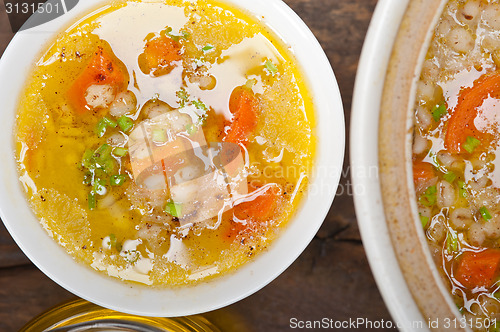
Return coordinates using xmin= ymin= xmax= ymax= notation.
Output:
xmin=0 ymin=0 xmax=395 ymax=331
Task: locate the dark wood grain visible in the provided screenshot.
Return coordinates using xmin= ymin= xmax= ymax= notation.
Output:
xmin=0 ymin=1 xmax=393 ymax=331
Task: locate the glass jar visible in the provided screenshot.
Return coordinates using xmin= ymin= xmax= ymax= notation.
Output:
xmin=20 ymin=299 xmax=221 ymax=332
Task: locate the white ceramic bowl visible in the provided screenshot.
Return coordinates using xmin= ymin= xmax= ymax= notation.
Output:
xmin=0 ymin=0 xmax=344 ymax=317
xmin=351 ymin=0 xmax=464 ymax=331
xmin=351 ymin=1 xmax=422 ymax=328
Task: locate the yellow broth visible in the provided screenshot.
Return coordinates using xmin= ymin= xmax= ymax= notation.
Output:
xmin=15 ymin=0 xmax=316 ymax=286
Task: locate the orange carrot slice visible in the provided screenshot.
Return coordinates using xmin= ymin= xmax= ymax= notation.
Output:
xmin=445 ymin=72 xmax=500 ymax=153
xmin=413 ymin=160 xmax=435 ymax=185
xmin=224 ymin=86 xmax=259 ymax=146
xmin=234 ymin=184 xmax=282 ymax=222
xmin=455 ymin=249 xmax=500 ymax=289
xmin=139 ymin=35 xmax=182 ymax=76
xmin=67 ymin=47 xmax=127 ymax=113
xmin=225 ymin=184 xmax=282 ymax=240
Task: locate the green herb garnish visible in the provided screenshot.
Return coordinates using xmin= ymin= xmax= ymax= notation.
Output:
xmin=443 ymin=171 xmax=457 ymax=183
xmin=165 ymin=27 xmax=189 ymax=41
xmin=419 ymin=185 xmax=437 ymax=207
xmin=88 ymin=191 xmax=96 ymax=210
xmin=112 ymin=147 xmax=128 ymax=157
xmin=245 ymin=78 xmax=257 ymax=89
xmin=95 ymin=120 xmax=108 ymax=138
xmin=480 ymin=206 xmax=493 ymax=221
xmin=95 ymin=117 xmax=117 ymax=138
xmin=108 ymin=234 xmax=117 ymax=248
xmin=92 ymin=178 xmax=107 ymax=196
xmin=94 ymin=144 xmax=112 ymax=162
xmin=102 ymin=116 xmax=117 ymax=128
xmin=164 ymin=200 xmax=182 ymax=218
xmin=192 ymin=99 xmax=208 ymax=111
xmin=83 ymin=172 xmax=93 ymax=186
xmin=110 ymin=174 xmax=126 ymax=186
xmin=152 ymin=129 xmax=168 ymax=142
xmin=431 ymin=102 xmax=447 ymax=122
xmin=264 ymin=60 xmax=278 ymax=76
xmin=82 ymin=149 xmax=95 ymax=169
xmin=202 ymin=45 xmax=214 ymax=52
xmin=101 ymin=159 xmax=117 ymax=175
xmin=463 ymin=136 xmax=481 ymax=154
xmin=177 ymin=89 xmax=189 ymax=107
xmin=446 ymin=231 xmax=459 ymax=253
xmin=458 ymin=180 xmax=468 ymax=198
xmin=420 ymin=214 xmax=429 ymax=228
xmin=185 ymin=124 xmax=197 ymax=135
xmin=117 ymin=115 xmax=134 ymax=133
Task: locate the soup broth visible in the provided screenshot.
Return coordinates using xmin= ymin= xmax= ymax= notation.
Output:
xmin=15 ymin=0 xmax=315 ymax=286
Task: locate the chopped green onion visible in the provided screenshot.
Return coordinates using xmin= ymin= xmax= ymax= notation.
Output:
xmin=95 ymin=119 xmax=108 ymax=138
xmin=110 ymin=174 xmax=126 ymax=186
xmin=165 ymin=27 xmax=190 ymax=41
xmin=431 ymin=103 xmax=447 ymax=122
xmin=202 ymin=45 xmax=214 ymax=52
xmin=117 ymin=116 xmax=134 ymax=133
xmin=245 ymin=78 xmax=257 ymax=89
xmin=480 ymin=206 xmax=493 ymax=221
xmin=197 ymin=114 xmax=208 ymax=127
xmin=164 ymin=27 xmax=173 ymax=36
xmin=124 ymin=249 xmax=139 ymax=263
xmin=112 ymin=147 xmax=128 ymax=157
xmin=419 ymin=185 xmax=437 ymax=207
xmin=446 ymin=231 xmax=459 ymax=253
xmin=108 ymin=234 xmax=117 ymax=248
xmin=88 ymin=191 xmax=96 ymax=210
xmin=177 ymin=89 xmax=189 ymax=107
xmin=264 ymin=60 xmax=278 ymax=76
xmin=443 ymin=171 xmax=457 ymax=183
xmin=94 ymin=144 xmax=112 ymax=163
xmin=100 ymin=159 xmax=116 ymax=175
xmin=420 ymin=214 xmax=429 ymax=228
xmin=165 ymin=27 xmax=179 ymax=41
xmin=164 ymin=200 xmax=182 ymax=218
xmin=95 ymin=117 xmax=117 ymax=138
xmin=192 ymin=99 xmax=207 ymax=111
xmin=83 ymin=172 xmax=93 ymax=186
xmin=82 ymin=149 xmax=94 ymax=169
xmin=185 ymin=124 xmax=197 ymax=135
xmin=102 ymin=116 xmax=117 ymax=128
xmin=463 ymin=136 xmax=481 ymax=154
xmin=152 ymin=129 xmax=168 ymax=143
xmin=92 ymin=178 xmax=107 ymax=196
xmin=458 ymin=180 xmax=468 ymax=198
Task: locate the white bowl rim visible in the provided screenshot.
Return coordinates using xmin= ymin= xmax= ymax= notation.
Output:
xmin=0 ymin=0 xmax=345 ymax=316
xmin=350 ymin=0 xmax=426 ymax=330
